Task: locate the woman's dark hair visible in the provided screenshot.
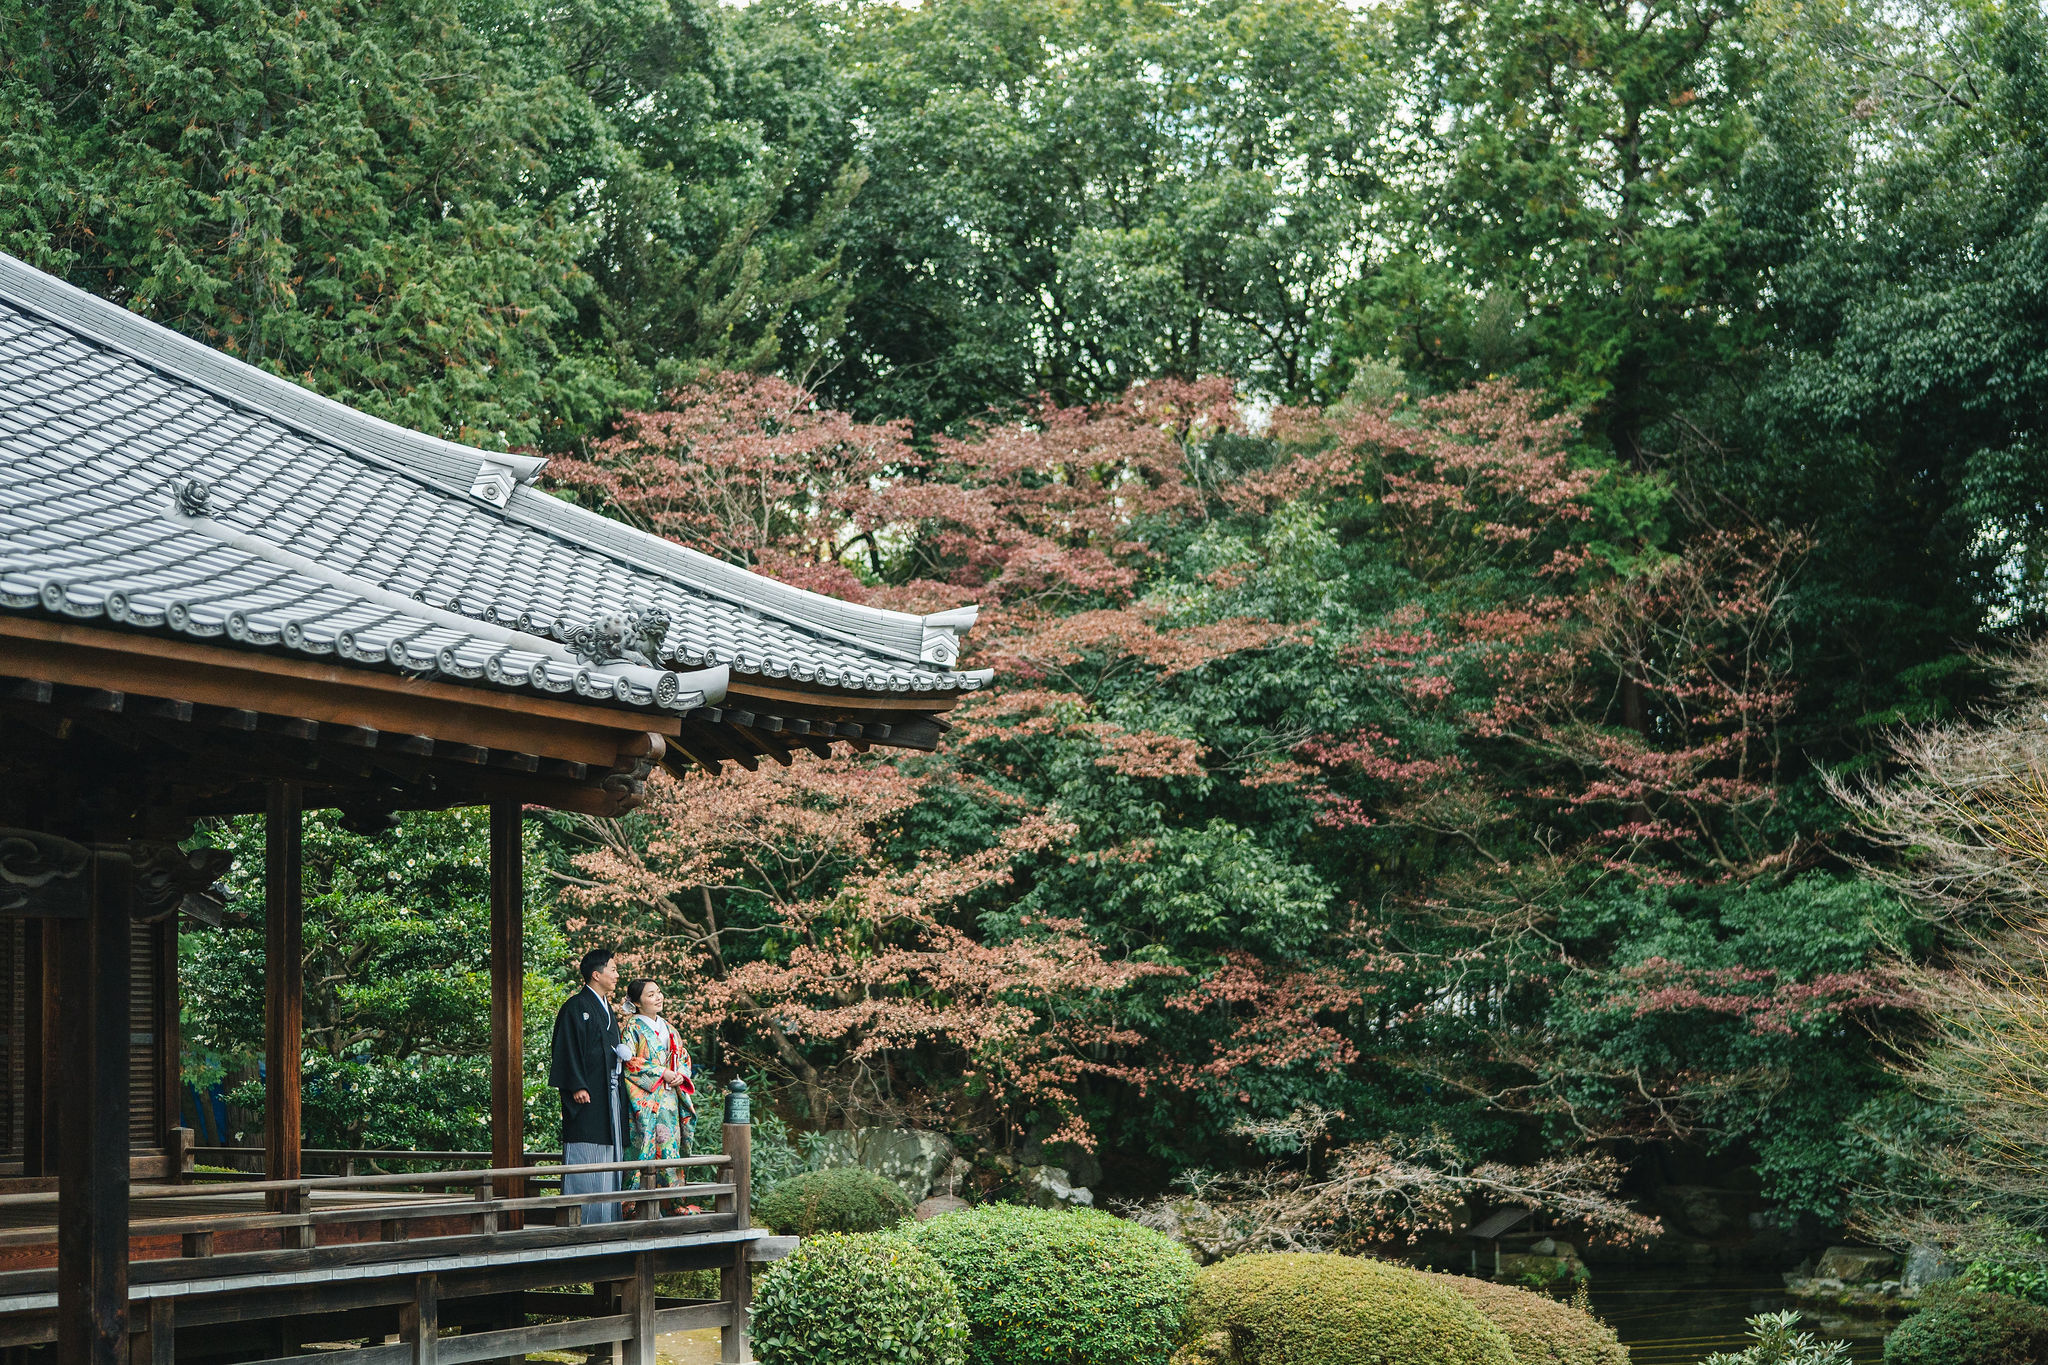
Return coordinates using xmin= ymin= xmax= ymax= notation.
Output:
xmin=626 ymin=978 xmax=657 ymax=1007
xmin=578 ymin=947 xmax=616 ymax=982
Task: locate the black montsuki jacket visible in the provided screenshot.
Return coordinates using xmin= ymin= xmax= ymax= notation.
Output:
xmin=548 ymin=985 xmax=625 ymax=1147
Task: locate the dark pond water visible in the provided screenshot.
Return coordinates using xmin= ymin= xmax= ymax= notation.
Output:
xmin=1584 ymin=1268 xmax=1890 ymax=1364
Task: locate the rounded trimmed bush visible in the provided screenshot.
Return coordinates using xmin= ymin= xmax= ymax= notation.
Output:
xmin=1183 ymin=1252 xmax=1515 ymax=1365
xmin=909 ymin=1203 xmax=1195 ymax=1365
xmin=750 ymin=1231 xmax=968 ymax=1365
xmin=1884 ymin=1288 xmax=2048 ymax=1365
xmin=1423 ymin=1271 xmax=1628 ymax=1365
xmin=755 ymin=1165 xmax=914 ymax=1236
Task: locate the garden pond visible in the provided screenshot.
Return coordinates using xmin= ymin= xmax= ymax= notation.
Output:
xmin=1586 ymin=1267 xmax=1889 ymax=1363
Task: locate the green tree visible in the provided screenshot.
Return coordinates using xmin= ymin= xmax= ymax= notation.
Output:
xmin=820 ymin=0 xmax=1392 ymax=426
xmin=1345 ymin=0 xmax=1762 ymax=464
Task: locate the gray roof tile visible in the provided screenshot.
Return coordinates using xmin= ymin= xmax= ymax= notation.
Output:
xmin=0 ymin=252 xmax=991 ymax=715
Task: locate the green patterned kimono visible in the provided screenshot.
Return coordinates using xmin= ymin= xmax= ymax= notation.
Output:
xmin=619 ymin=1013 xmax=698 ymax=1215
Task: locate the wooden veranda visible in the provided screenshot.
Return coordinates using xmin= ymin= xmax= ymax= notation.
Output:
xmin=0 ymin=250 xmax=988 ymax=1365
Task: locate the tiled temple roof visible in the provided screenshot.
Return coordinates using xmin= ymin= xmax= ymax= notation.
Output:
xmin=0 ymin=252 xmax=988 ymax=717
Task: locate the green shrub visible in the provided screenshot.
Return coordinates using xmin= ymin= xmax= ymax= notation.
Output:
xmin=1182 ymin=1252 xmax=1514 ymax=1365
xmin=750 ymin=1231 xmax=968 ymax=1365
xmin=1884 ymin=1288 xmax=2048 ymax=1365
xmin=755 ymin=1165 xmax=914 ymax=1236
xmin=1424 ymin=1271 xmax=1629 ymax=1365
xmin=1703 ymin=1310 xmax=1849 ymax=1364
xmin=1963 ymin=1257 xmax=2048 ymax=1307
xmin=909 ymin=1204 xmax=1195 ymax=1365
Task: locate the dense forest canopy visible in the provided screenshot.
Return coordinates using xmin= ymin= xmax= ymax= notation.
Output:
xmin=18 ymin=0 xmax=2048 ymax=1247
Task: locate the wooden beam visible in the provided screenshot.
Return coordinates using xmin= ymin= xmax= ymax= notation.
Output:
xmin=265 ymin=782 xmax=304 ymax=1201
xmin=725 ymin=727 xmax=793 ymax=768
xmin=488 ymin=802 xmax=525 ymax=1229
xmin=723 ymin=678 xmax=963 ymax=714
xmin=57 ymin=845 xmax=131 ymax=1365
xmin=691 ymin=728 xmax=758 ymax=773
xmin=0 ymin=619 xmax=678 ymax=767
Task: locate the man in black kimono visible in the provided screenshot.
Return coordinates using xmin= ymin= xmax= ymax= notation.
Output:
xmin=548 ymin=947 xmax=625 ymax=1224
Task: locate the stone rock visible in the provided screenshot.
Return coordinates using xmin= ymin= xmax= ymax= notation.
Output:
xmin=938 ymin=1156 xmax=972 ymax=1198
xmin=810 ymin=1126 xmax=962 ymax=1203
xmin=1058 ymin=1149 xmax=1104 ymax=1189
xmin=1020 ymin=1163 xmax=1095 ymax=1208
xmin=1815 ymin=1246 xmax=1897 ymax=1284
xmin=915 ymin=1195 xmax=970 ymax=1221
xmin=1531 ymin=1237 xmax=1557 ymax=1256
xmin=1903 ymin=1245 xmax=1958 ymax=1291
xmin=1657 ymin=1185 xmax=1750 ymax=1238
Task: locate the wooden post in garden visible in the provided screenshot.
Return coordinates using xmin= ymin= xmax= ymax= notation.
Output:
xmin=57 ymin=844 xmax=132 ymax=1365
xmin=720 ymin=1081 xmax=753 ymax=1365
xmin=265 ymin=780 xmax=304 ymax=1210
xmin=488 ymin=800 xmax=526 ymax=1226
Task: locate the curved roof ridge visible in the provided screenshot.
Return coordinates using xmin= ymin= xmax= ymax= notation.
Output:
xmin=0 ymin=249 xmax=980 ymax=671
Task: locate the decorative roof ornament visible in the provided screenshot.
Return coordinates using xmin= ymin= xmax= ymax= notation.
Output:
xmin=919 ymin=605 xmax=979 ymax=666
xmin=469 ymin=455 xmax=527 ymax=509
xmin=172 ymin=477 xmax=211 ymax=518
xmin=565 ymin=603 xmax=672 ymax=669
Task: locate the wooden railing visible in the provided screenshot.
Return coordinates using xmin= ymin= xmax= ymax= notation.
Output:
xmin=189 ymin=1148 xmax=572 ymax=1178
xmin=0 ymin=1153 xmax=741 ymax=1256
xmin=0 ymin=1090 xmax=770 ymax=1365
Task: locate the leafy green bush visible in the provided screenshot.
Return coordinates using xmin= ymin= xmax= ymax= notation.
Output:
xmin=1423 ymin=1271 xmax=1629 ymax=1364
xmin=751 ymin=1232 xmax=968 ymax=1365
xmin=1884 ymin=1288 xmax=2048 ymax=1365
xmin=756 ymin=1166 xmax=914 ymax=1236
xmin=909 ymin=1204 xmax=1195 ymax=1365
xmin=1962 ymin=1254 xmax=2048 ymax=1307
xmin=1182 ymin=1252 xmax=1514 ymax=1365
xmin=1702 ymin=1310 xmax=1849 ymax=1364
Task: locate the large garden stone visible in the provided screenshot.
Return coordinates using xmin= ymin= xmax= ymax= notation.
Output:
xmin=811 ymin=1125 xmax=961 ymax=1202
xmin=915 ymin=1195 xmax=970 ymax=1221
xmin=1020 ymin=1163 xmax=1095 ymax=1208
xmin=1902 ymin=1244 xmax=1958 ymax=1290
xmin=1814 ymin=1246 xmax=1897 ymax=1283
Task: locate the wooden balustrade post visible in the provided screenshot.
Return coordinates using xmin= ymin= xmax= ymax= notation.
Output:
xmin=400 ymin=1275 xmax=439 ymax=1365
xmin=622 ymin=1254 xmax=657 ymax=1365
xmin=719 ymin=1081 xmax=752 ymax=1365
xmin=145 ymin=1298 xmax=174 ymax=1365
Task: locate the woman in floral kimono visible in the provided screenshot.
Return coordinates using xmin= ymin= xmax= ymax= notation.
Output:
xmin=616 ymin=978 xmax=697 ymax=1215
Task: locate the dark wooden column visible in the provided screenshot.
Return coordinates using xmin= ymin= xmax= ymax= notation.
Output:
xmin=23 ymin=918 xmax=57 ymax=1176
xmin=265 ymin=781 xmax=304 ymax=1197
xmin=488 ymin=801 xmax=526 ymax=1220
xmin=157 ymin=917 xmax=184 ymax=1177
xmin=58 ymin=847 xmax=132 ymax=1365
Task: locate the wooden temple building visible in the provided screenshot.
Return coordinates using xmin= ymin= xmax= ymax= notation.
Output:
xmin=0 ymin=250 xmax=988 ymax=1365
